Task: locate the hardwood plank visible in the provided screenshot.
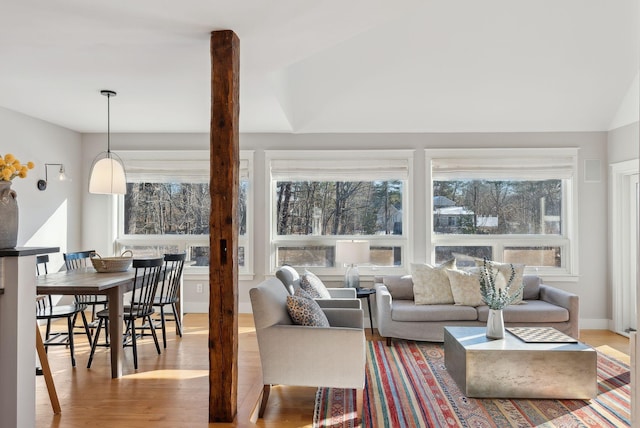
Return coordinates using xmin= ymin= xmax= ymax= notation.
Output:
xmin=209 ymin=29 xmax=240 ymax=423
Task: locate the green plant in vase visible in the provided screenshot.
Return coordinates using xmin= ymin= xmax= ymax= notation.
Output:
xmin=479 ymin=258 xmax=524 ymax=339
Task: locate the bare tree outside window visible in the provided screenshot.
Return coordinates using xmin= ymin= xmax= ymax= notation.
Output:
xmin=276 ymin=180 xmax=403 ymax=236
xmin=124 ymin=181 xmax=248 ymax=236
xmin=433 ymin=179 xmax=562 ymax=235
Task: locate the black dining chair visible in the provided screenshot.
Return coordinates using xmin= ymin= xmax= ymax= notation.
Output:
xmin=151 ymin=253 xmax=187 ymax=348
xmin=36 ymin=254 xmax=92 ymax=367
xmin=64 ymin=250 xmax=108 ymax=325
xmin=87 ymin=257 xmax=164 ymax=370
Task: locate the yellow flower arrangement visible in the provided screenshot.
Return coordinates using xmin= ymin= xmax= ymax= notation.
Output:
xmin=0 ymin=153 xmax=35 ymax=181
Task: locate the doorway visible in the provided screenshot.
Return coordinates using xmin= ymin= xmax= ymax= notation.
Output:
xmin=611 ymin=160 xmax=639 ymax=336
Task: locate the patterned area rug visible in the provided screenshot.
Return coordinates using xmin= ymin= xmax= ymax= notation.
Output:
xmin=313 ymin=340 xmax=631 ymax=428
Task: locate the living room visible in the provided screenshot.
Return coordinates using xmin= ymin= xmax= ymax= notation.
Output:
xmin=0 ymin=1 xmax=638 ymax=426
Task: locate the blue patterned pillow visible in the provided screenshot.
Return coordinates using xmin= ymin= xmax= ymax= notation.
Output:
xmin=286 ymin=290 xmax=330 ymax=327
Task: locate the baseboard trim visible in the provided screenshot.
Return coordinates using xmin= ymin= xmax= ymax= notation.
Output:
xmin=580 ymin=318 xmax=610 ymax=330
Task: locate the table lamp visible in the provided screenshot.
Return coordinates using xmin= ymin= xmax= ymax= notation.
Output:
xmin=335 ymin=239 xmax=370 ymax=289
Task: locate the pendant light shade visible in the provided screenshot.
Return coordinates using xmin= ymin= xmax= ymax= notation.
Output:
xmin=89 ymin=90 xmax=127 ymax=195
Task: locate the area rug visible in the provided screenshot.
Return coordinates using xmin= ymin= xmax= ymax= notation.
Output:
xmin=313 ymin=340 xmax=631 ymax=428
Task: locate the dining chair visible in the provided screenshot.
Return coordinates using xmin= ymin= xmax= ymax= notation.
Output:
xmin=64 ymin=250 xmax=108 ymax=342
xmin=150 ymin=253 xmax=186 ymax=348
xmin=87 ymin=257 xmax=164 ymax=370
xmin=36 ymin=254 xmax=92 ymax=367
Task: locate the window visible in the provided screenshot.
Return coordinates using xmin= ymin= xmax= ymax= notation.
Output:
xmin=427 ymin=148 xmax=578 ymax=277
xmin=267 ymin=150 xmax=413 ymax=275
xmin=115 ymin=150 xmax=253 ymax=277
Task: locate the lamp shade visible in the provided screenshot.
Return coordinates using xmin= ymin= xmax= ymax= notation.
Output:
xmin=89 ymin=156 xmax=127 ymax=194
xmin=335 ymin=240 xmax=370 ymax=265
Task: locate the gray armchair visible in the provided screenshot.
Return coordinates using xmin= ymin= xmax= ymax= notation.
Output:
xmin=275 ymin=265 xmax=360 ymax=309
xmin=249 ymin=277 xmax=366 ymax=417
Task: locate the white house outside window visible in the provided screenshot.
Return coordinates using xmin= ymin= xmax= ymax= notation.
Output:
xmin=427 ymin=148 xmax=578 ymax=278
xmin=115 ymin=150 xmax=253 ymax=277
xmin=266 ymin=150 xmax=413 ymax=277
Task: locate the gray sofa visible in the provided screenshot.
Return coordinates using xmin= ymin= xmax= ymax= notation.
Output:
xmin=374 ymin=274 xmax=579 ymax=344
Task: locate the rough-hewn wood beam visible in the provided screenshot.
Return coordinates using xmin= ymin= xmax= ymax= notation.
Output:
xmin=209 ymin=29 xmax=239 ymax=423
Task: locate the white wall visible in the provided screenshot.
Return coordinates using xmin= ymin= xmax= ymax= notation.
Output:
xmin=0 ymin=107 xmax=83 ymax=271
xmin=81 ymin=131 xmax=613 ymax=327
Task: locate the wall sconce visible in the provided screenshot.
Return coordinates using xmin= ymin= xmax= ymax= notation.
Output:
xmin=37 ymin=163 xmax=69 ymax=191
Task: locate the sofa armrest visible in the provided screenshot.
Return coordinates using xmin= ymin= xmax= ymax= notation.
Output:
xmin=374 ymin=284 xmax=393 ymax=336
xmin=327 ymin=288 xmax=357 ymax=298
xmin=322 ymin=307 xmax=364 ymax=329
xmin=538 ymin=284 xmax=577 ymax=310
xmin=315 ymin=298 xmax=361 ymax=309
xmin=539 ymin=283 xmax=579 ymax=337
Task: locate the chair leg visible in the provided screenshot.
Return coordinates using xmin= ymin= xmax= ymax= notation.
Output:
xmin=80 ymin=311 xmax=93 ymax=348
xmin=160 ymin=309 xmax=167 ymax=348
xmin=355 ymin=388 xmax=364 ymax=425
xmin=129 ymin=319 xmax=138 ymax=369
xmin=147 ymin=315 xmax=162 ymax=355
xmin=258 ymin=384 xmax=271 ymax=418
xmin=386 ymin=337 xmax=392 ymax=346
xmin=87 ymin=318 xmax=104 ymax=368
xmin=171 ymin=303 xmax=183 ymax=337
xmin=67 ymin=316 xmax=76 ymax=367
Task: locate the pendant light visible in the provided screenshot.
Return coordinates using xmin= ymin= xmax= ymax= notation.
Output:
xmin=89 ymin=90 xmax=127 ymax=194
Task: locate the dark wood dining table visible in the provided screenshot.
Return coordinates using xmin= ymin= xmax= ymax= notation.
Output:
xmin=36 ymin=267 xmax=137 ymax=378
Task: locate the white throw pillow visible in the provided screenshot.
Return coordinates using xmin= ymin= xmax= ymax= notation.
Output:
xmin=446 ymin=269 xmax=484 ymax=307
xmin=411 ymin=259 xmax=456 ymax=305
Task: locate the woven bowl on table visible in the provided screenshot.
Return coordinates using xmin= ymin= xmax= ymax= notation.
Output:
xmin=90 ymin=250 xmax=134 ymax=273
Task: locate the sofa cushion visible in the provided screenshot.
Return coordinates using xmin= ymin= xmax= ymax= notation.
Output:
xmin=447 ymin=269 xmax=484 ymax=306
xmin=411 ymin=259 xmax=456 ymax=305
xmin=477 ymin=300 xmax=569 ymax=323
xmin=476 ymin=260 xmax=525 ymax=304
xmin=391 ymin=300 xmax=478 ymax=322
xmin=522 ymin=275 xmax=541 ymax=300
xmin=382 ymin=275 xmax=415 ymax=300
xmin=286 ymin=291 xmax=330 ymax=327
xmin=300 ymin=270 xmax=332 ymax=299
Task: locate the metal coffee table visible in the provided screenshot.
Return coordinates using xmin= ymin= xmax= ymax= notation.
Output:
xmin=444 ymin=326 xmax=597 ymax=399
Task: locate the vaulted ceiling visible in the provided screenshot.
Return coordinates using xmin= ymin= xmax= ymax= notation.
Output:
xmin=0 ymin=0 xmax=637 ymax=133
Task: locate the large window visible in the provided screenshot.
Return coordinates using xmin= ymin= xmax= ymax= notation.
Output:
xmin=267 ymin=150 xmax=413 ymax=275
xmin=115 ymin=150 xmax=253 ymax=276
xmin=427 ymin=148 xmax=578 ymax=277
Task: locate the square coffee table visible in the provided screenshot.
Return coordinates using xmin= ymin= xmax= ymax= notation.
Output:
xmin=443 ymin=326 xmax=597 ymax=399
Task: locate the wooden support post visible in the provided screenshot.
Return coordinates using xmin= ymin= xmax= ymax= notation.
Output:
xmin=208 ymin=29 xmax=240 ymax=423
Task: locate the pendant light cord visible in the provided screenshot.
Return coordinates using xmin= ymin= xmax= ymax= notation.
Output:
xmin=100 ymin=89 xmax=116 ymax=156
xmin=106 ymin=93 xmax=111 ymax=154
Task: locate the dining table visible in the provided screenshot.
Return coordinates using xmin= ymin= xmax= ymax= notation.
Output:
xmin=36 ymin=267 xmax=139 ymax=378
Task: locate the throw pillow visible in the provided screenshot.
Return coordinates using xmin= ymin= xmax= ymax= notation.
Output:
xmin=286 ymin=294 xmax=330 ymax=327
xmin=300 ymin=270 xmax=332 ymax=299
xmin=446 ymin=269 xmax=484 ymax=306
xmin=475 ymin=260 xmax=525 ymax=304
xmin=411 ymin=259 xmax=457 ymax=305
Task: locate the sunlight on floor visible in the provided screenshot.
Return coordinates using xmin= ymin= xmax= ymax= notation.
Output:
xmin=121 ymin=369 xmax=208 ymax=380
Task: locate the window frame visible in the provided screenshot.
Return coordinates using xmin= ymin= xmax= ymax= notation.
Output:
xmin=265 ymin=149 xmax=414 ymax=278
xmin=426 ymin=147 xmax=579 ymax=279
xmin=114 ymin=150 xmax=254 ymax=279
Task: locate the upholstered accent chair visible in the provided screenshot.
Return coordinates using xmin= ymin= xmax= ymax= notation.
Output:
xmin=249 ymin=277 xmax=366 ymax=418
xmin=275 ymin=265 xmax=360 ymax=309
